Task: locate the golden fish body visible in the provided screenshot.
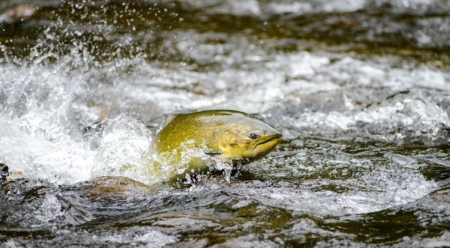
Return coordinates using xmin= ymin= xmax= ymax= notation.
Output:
xmin=148 ymin=110 xmax=282 ymax=181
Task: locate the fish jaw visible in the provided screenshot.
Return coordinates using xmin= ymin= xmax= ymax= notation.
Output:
xmin=251 ymin=132 xmax=282 ymax=159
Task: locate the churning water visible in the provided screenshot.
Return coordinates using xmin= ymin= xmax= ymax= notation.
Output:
xmin=1 ymin=0 xmax=450 ymax=247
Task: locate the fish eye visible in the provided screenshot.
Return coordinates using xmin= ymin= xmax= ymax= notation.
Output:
xmin=248 ymin=133 xmax=258 ymax=140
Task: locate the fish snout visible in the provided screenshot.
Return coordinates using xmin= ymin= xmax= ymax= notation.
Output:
xmin=251 ymin=131 xmax=282 ymax=158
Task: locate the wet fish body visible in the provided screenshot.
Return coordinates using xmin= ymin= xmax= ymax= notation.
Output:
xmin=149 ymin=110 xmax=282 ymax=181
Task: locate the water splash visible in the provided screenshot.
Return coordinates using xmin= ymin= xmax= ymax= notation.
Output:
xmin=90 ymin=116 xmax=153 ymax=184
xmin=0 ymin=57 xmax=94 ymax=184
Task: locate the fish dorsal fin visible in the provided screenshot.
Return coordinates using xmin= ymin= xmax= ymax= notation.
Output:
xmin=165 ymin=114 xmax=179 ymax=125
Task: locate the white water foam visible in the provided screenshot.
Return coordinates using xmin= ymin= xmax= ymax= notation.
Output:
xmin=229 ymin=170 xmax=437 ymax=216
xmin=0 ymin=59 xmax=95 ymax=184
xmin=1 ymin=43 xmax=448 ymax=186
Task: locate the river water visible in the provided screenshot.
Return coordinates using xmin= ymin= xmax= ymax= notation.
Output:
xmin=1 ymin=0 xmax=450 ymax=247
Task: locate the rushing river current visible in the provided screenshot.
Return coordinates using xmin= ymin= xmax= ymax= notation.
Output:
xmin=1 ymin=0 xmax=450 ymax=247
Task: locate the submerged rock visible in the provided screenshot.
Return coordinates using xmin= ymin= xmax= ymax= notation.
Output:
xmin=63 ymin=176 xmax=155 ymax=198
xmin=0 ymin=163 xmax=8 ymax=184
xmin=0 ymin=178 xmax=94 ymax=228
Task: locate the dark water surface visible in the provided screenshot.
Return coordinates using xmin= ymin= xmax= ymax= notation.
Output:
xmin=1 ymin=0 xmax=450 ymax=247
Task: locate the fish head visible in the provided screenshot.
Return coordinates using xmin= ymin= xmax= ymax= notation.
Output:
xmin=218 ymin=116 xmax=282 ymax=160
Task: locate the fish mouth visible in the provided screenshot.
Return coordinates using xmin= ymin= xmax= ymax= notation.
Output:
xmin=252 ymin=133 xmax=282 ymax=156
